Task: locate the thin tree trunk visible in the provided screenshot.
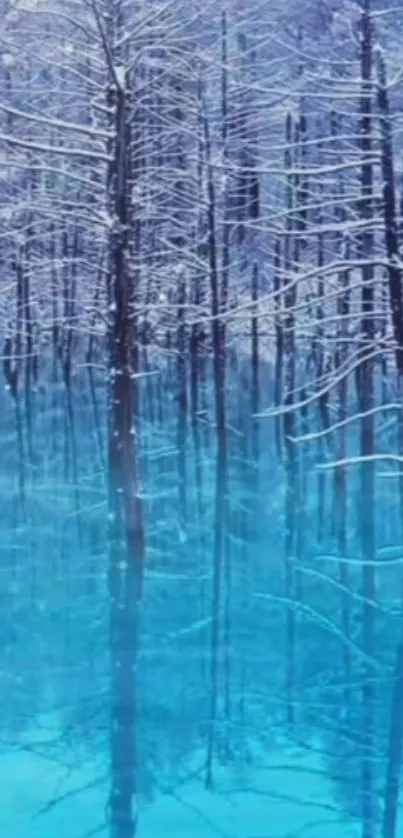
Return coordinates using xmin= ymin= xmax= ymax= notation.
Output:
xmin=203 ymin=98 xmax=228 ymax=789
xmin=251 ymin=261 xmax=260 ymax=493
xmin=335 ymin=238 xmax=352 ymax=707
xmin=273 ymin=239 xmax=283 ymax=461
xmin=376 ymin=47 xmax=403 ymax=838
xmin=221 ymin=11 xmax=232 ymax=754
xmin=359 ymin=5 xmax=376 ymax=835
xmin=283 ymin=112 xmax=297 ymax=727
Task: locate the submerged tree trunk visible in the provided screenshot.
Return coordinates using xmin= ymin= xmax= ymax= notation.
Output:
xmin=358 ymin=5 xmax=376 ymax=836
xmin=203 ymin=97 xmax=228 ymax=789
xmin=376 ymin=46 xmax=403 ymax=838
xmin=335 ymin=238 xmax=352 ymax=706
xmin=273 ymin=238 xmax=283 ymax=461
xmin=251 ymin=261 xmax=260 ymax=492
xmin=283 ymin=112 xmax=297 ymax=727
xmin=107 ymin=67 xmax=145 ymax=838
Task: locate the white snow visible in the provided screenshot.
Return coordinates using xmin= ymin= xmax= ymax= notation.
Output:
xmin=2 ymin=54 xmax=16 ymax=69
xmin=114 ymin=66 xmax=126 ymax=89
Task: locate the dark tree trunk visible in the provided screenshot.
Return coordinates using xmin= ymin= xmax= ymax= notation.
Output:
xmin=107 ymin=72 xmax=145 ymax=838
xmin=335 ymin=238 xmax=352 ymax=706
xmin=283 ymin=112 xmax=297 ymax=727
xmin=273 ymin=239 xmax=283 ymax=461
xmin=203 ymin=98 xmax=228 ymax=789
xmin=251 ymin=261 xmax=260 ymax=492
xmin=376 ymin=46 xmax=403 ymax=838
xmin=359 ymin=5 xmax=376 ymax=836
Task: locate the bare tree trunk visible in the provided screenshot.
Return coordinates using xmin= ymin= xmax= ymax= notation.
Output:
xmin=176 ymin=268 xmax=188 ymax=531
xmin=203 ymin=97 xmax=228 ymax=789
xmin=4 ymin=257 xmax=26 ymax=518
xmin=273 ymin=239 xmax=283 ymax=461
xmin=220 ymin=11 xmax=232 ymax=754
xmin=107 ymin=69 xmax=144 ymax=838
xmin=251 ymin=261 xmax=260 ymax=491
xmin=359 ymin=5 xmax=376 ymax=835
xmin=60 ymin=229 xmax=82 ymax=546
xmin=335 ymin=238 xmax=352 ymax=706
xmin=21 ymin=242 xmax=35 ymax=466
xmin=171 ymin=74 xmax=189 ymax=534
xmin=192 ymin=81 xmax=208 ymax=680
xmin=315 ymin=227 xmax=326 ymax=544
xmin=86 ymin=268 xmax=106 ymax=473
xmin=283 ymin=112 xmax=297 ymax=727
xmin=376 ymin=47 xmax=403 ymax=838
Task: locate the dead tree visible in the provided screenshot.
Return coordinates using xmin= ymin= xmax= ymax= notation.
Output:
xmin=203 ymin=95 xmax=229 ymax=789
xmin=106 ymin=65 xmax=145 ymax=838
xmin=376 ymin=47 xmax=403 ymax=838
xmin=358 ymin=4 xmax=376 ymax=836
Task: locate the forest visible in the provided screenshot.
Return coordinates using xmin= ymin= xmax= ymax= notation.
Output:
xmin=1 ymin=0 xmax=403 ymax=836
